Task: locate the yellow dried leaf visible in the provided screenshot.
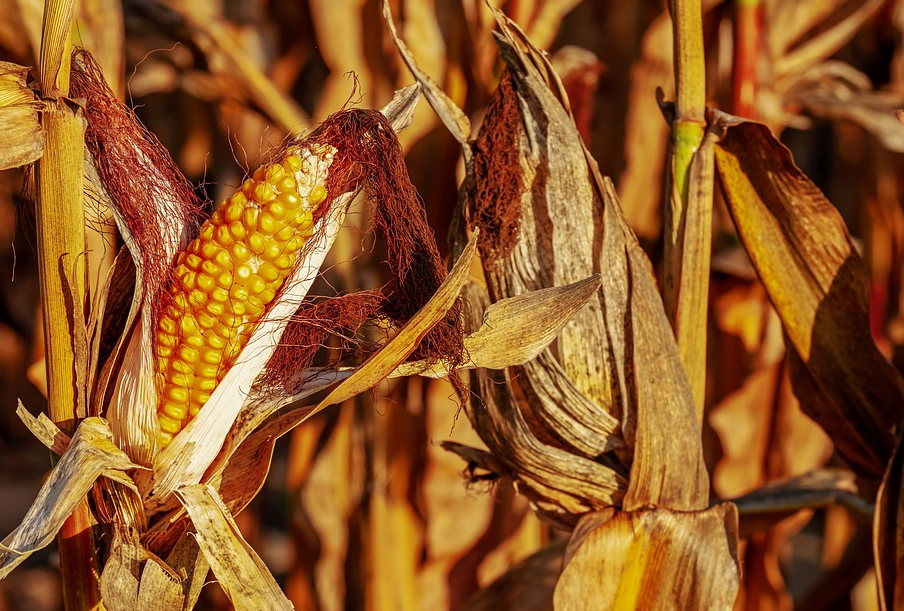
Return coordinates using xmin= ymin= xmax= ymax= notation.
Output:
xmin=176 ymin=484 xmax=293 ymax=611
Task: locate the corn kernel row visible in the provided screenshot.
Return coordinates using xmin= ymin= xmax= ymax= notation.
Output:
xmin=154 ymin=143 xmax=336 ymax=447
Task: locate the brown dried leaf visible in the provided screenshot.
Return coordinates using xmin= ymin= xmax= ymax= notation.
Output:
xmin=552 ymin=504 xmax=740 ymax=610
xmin=713 ymin=114 xmax=904 ymax=479
xmin=876 ymin=434 xmax=904 ymax=611
xmin=459 ymin=540 xmax=565 ymax=611
xmin=0 ymin=61 xmax=43 ymax=169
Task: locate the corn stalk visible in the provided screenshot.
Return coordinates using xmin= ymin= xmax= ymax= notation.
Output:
xmin=664 ymin=0 xmax=714 ymax=423
xmin=36 ymin=0 xmax=101 ymax=609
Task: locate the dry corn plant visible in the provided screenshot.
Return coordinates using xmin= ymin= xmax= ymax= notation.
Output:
xmin=0 ymin=1 xmax=591 ymax=609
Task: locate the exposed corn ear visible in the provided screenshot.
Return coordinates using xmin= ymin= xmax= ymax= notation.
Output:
xmin=154 ymin=143 xmax=336 ymax=447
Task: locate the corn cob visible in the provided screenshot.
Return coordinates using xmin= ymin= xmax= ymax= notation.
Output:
xmin=154 ymin=143 xmax=336 ymax=447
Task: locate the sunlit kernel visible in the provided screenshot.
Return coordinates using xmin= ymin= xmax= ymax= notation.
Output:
xmin=158 ymin=414 xmax=182 ymax=434
xmin=205 ymin=300 xmax=226 ymax=317
xmin=228 ymin=222 xmax=246 ymax=243
xmin=253 ymin=182 xmax=276 ymax=203
xmin=200 ymin=241 xmax=220 ymax=260
xmin=265 ymin=164 xmax=286 ymax=182
xmin=195 ymin=376 xmax=218 ymax=391
xmin=223 ymin=200 xmax=243 ymax=223
xmin=196 ymin=311 xmax=218 ymax=330
xmin=158 ymin=316 xmax=178 ymax=336
xmin=170 ymin=358 xmax=193 ymax=375
xmin=155 ymin=344 xmax=174 ymax=358
xmin=261 ymin=241 xmax=284 ymax=262
xmin=184 ymin=334 xmax=205 ymax=349
xmin=169 ymin=372 xmax=195 ymax=387
xmin=214 ymin=250 xmax=233 ymax=270
xmin=284 ymin=155 xmax=303 ymax=172
xmin=248 ymin=232 xmax=265 ymax=255
xmin=210 ymin=210 xmax=224 ymax=225
xmin=258 ymin=212 xmax=280 ymax=235
xmin=196 ymin=274 xmax=216 ymax=293
xmin=273 ymin=253 xmax=294 ymax=270
xmin=196 ymin=363 xmax=221 ymax=379
xmin=201 ymin=349 xmax=221 ymax=365
xmin=207 ymin=333 xmax=227 ymax=350
xmin=161 ymin=400 xmax=189 ymax=422
xmin=229 ymin=284 xmax=250 ymax=301
xmin=177 ymin=345 xmax=200 ymax=364
xmin=243 ymin=208 xmax=259 ymax=232
xmin=258 ymin=288 xmax=276 ymax=304
xmin=234 ymin=264 xmax=252 ymax=282
xmin=309 ymin=184 xmax=327 ymax=205
xmin=214 ymin=225 xmax=233 ymax=247
xmin=278 ymin=192 xmax=301 ymax=209
xmin=199 ymin=224 xmax=215 ymax=242
xmin=211 ymin=285 xmax=230 ymax=301
xmin=241 ymin=179 xmax=256 ymax=198
xmin=200 ymin=259 xmax=220 ymax=277
xmin=258 ymin=261 xmax=280 ymax=283
xmin=229 ymin=242 xmax=252 ymax=264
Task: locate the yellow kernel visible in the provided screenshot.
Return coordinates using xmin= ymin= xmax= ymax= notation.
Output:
xmin=266 ymin=164 xmax=286 ymax=181
xmin=253 ymin=182 xmax=276 ymax=203
xmin=158 ymin=414 xmax=182 ymax=435
xmin=196 ymin=363 xmax=221 ymax=378
xmin=264 ymin=200 xmax=287 ymax=220
xmin=164 ymin=384 xmax=190 ymax=404
xmin=243 ymin=299 xmax=264 ymax=317
xmin=192 ymin=391 xmax=212 ymax=405
xmin=180 ymin=315 xmax=201 ymax=337
xmin=276 ymin=174 xmax=297 ymax=193
xmin=230 ymin=283 xmax=249 ymax=301
xmin=211 ymin=286 xmax=230 ymax=301
xmin=200 ymin=258 xmax=220 ymax=275
xmin=214 ymin=250 xmax=233 ymax=269
xmin=185 ymin=333 xmax=205 ymax=349
xmin=278 ymin=192 xmax=301 ymax=209
xmin=173 ymin=293 xmax=190 ymax=312
xmin=258 ymin=262 xmax=280 ymax=283
xmin=284 ymin=155 xmax=302 ymax=172
xmin=186 ymin=240 xmax=201 ymax=256
xmin=273 ymin=253 xmax=294 ymax=270
xmin=207 ymin=334 xmax=227 ymax=350
xmin=309 ymin=185 xmax=327 ymax=205
xmin=201 ymin=241 xmax=220 ymax=260
xmin=228 ymin=222 xmax=246 ymax=242
xmin=200 ymin=349 xmax=221 ymax=365
xmin=185 ymin=254 xmax=202 ymax=270
xmin=177 ymin=346 xmax=200 ymax=364
xmin=261 ymin=241 xmax=284 ymax=262
xmin=241 ymin=179 xmax=256 ymax=198
xmin=197 ymin=274 xmax=216 ymax=293
xmin=218 ymin=314 xmax=242 ymax=330
xmin=158 ymin=333 xmax=179 ymax=348
xmin=214 ymin=225 xmax=233 ymax=247
xmin=276 ymin=224 xmax=295 ymax=241
xmin=244 ymin=274 xmax=266 ymax=295
xmin=161 ymin=400 xmax=188 ymax=422
xmin=171 ymin=359 xmax=193 ymax=375
xmin=229 ymin=191 xmax=248 ymax=208
xmin=230 ymin=301 xmax=247 ymax=317
xmin=234 ymin=264 xmax=252 ymax=283
xmin=205 ymin=300 xmax=226 ymax=317
xmin=195 ymin=376 xmax=218 ymax=391
xmin=210 ymin=210 xmax=224 ymax=225
xmin=223 ymin=200 xmax=244 ymax=223
xmin=297 ymin=209 xmax=314 ymax=234
xmin=243 ymin=208 xmax=259 ymax=232
xmin=158 ymin=431 xmax=174 ymax=447
xmin=158 ymin=315 xmax=178 ymax=336
xmin=199 ymin=224 xmax=215 ymax=242
xmin=188 ymin=288 xmax=207 ymax=307
xmin=230 ymin=242 xmax=251 ymax=264
xmin=248 ymin=232 xmax=265 ymax=255
xmin=155 ymin=344 xmax=174 ymax=359
xmin=285 ymin=236 xmax=304 ymax=252
xmin=259 ymin=288 xmax=276 ymax=304
xmin=170 ymin=372 xmax=195 ymax=387
xmin=196 ymin=311 xmax=218 ymax=329
xmin=189 ymin=404 xmax=202 ymax=418
xmin=259 ymin=212 xmax=280 ymax=235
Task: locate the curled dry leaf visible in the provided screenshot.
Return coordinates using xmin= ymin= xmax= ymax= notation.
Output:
xmin=552 ymin=505 xmax=740 ymax=610
xmin=712 ymin=113 xmax=904 ymax=479
xmin=0 ymin=61 xmax=43 ymax=169
xmin=0 ymin=416 xmax=139 ymax=579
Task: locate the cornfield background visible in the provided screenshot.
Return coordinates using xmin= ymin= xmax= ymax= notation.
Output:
xmin=1 ymin=0 xmax=904 ymax=609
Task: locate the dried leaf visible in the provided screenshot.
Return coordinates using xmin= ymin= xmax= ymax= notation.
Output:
xmin=136 ymin=557 xmax=184 ymax=611
xmin=0 ymin=61 xmax=43 ymax=169
xmin=0 ymin=416 xmax=139 ymax=578
xmin=713 ymin=114 xmax=904 ymax=478
xmin=100 ymin=525 xmax=146 ymax=609
xmin=876 ymin=433 xmax=904 ymax=611
xmin=553 ymin=504 xmax=740 ymax=610
xmin=459 ymin=540 xmax=565 ymax=611
xmin=177 ymin=484 xmax=293 ymax=611
xmin=393 ymin=276 xmax=608 ymax=377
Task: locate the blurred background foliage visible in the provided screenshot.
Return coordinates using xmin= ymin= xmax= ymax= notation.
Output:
xmin=1 ymin=0 xmax=903 ymax=609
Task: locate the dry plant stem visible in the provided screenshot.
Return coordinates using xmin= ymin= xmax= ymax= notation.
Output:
xmin=665 ymin=0 xmax=712 ymax=422
xmin=732 ymin=0 xmax=760 ymax=118
xmin=38 ymin=0 xmax=103 ymax=608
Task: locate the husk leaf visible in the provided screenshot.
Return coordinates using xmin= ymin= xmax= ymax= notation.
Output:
xmin=712 ymin=113 xmax=904 ymax=479
xmin=0 ymin=61 xmax=43 ymax=169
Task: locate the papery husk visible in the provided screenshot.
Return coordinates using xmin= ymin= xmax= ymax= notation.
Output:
xmin=0 ymin=61 xmax=43 ymax=169
xmin=552 ymin=505 xmax=740 ymax=610
xmin=386 ymin=0 xmax=710 ymax=516
xmin=712 ymin=113 xmax=904 ymax=479
xmin=0 ymin=415 xmax=140 ymax=578
xmin=177 ymin=484 xmax=293 ymax=611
